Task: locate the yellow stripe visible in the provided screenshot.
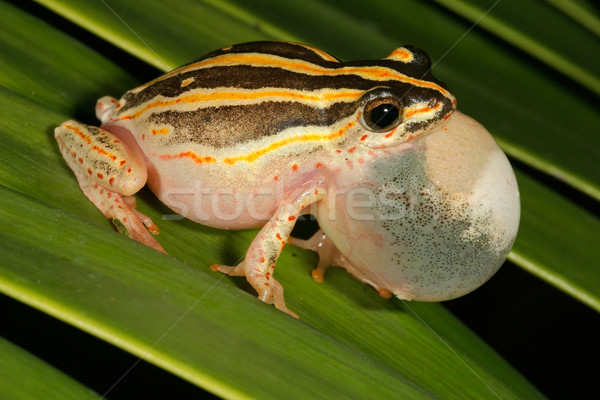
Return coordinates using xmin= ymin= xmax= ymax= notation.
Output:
xmin=133 ymin=52 xmax=450 ymax=97
xmin=223 ymin=118 xmax=357 ymax=164
xmin=159 ymin=115 xmax=359 ymax=166
xmin=119 ymin=88 xmax=363 ymax=120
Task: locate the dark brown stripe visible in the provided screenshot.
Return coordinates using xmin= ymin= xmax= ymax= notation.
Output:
xmin=189 ymin=41 xmax=342 ymax=67
xmin=118 ymin=65 xmax=448 ymax=114
xmin=147 ymin=101 xmax=357 ymax=147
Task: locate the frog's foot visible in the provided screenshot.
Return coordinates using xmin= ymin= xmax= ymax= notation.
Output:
xmin=111 ymin=195 xmax=164 ymax=252
xmin=288 ymin=229 xmax=341 ymax=283
xmin=123 ymin=196 xmax=160 ymax=235
xmin=210 ymin=260 xmax=297 ymax=318
xmin=289 ymin=232 xmax=393 ymax=299
xmin=86 ymin=182 xmax=165 ymax=253
xmin=55 ymin=120 xmax=165 ymax=253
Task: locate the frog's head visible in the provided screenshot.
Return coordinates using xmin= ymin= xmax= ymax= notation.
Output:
xmin=318 ymin=109 xmax=520 ymax=303
xmin=353 ymin=46 xmax=457 ymax=149
xmin=315 ymin=46 xmax=519 ymax=303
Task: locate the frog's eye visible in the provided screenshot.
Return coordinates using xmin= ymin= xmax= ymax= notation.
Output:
xmin=360 ymin=90 xmax=403 ymax=132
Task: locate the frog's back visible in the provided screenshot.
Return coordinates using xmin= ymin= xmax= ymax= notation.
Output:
xmin=107 ymin=41 xmax=453 ymax=151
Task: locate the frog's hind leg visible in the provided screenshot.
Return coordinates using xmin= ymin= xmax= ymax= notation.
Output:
xmin=211 ymin=181 xmax=327 ymax=318
xmin=290 ymin=230 xmax=394 ymax=300
xmin=287 ymin=229 xmax=337 ymax=283
xmin=288 ymin=228 xmax=356 ymax=285
xmin=55 ymin=120 xmax=165 ymax=253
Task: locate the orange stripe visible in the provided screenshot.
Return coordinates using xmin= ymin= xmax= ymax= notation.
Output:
xmin=159 ymin=152 xmax=216 ymax=164
xmin=134 ymin=53 xmax=449 ymax=96
xmin=223 ymin=118 xmax=357 ymax=165
xmin=387 ymin=48 xmax=414 ymax=62
xmin=64 ymin=124 xmax=117 ymax=161
xmin=65 ymin=123 xmax=91 ymax=144
xmin=158 ymin=118 xmax=358 ymax=166
xmin=119 ymin=89 xmax=363 ymax=120
xmin=404 ymin=103 xmax=440 ymax=119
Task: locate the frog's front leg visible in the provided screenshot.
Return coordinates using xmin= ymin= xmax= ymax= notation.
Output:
xmin=211 ymin=181 xmax=327 ymax=318
xmin=55 ymin=120 xmax=165 ymax=253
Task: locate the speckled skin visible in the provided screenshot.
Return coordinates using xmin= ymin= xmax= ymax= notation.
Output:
xmin=54 ymin=41 xmax=520 ymax=317
xmin=314 ymin=112 xmax=520 ymax=302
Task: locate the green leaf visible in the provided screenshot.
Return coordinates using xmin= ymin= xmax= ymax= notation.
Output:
xmin=0 ymin=336 xmax=100 ymax=400
xmin=0 ymin=0 xmax=137 ymax=115
xmin=433 ymin=0 xmax=600 ymax=95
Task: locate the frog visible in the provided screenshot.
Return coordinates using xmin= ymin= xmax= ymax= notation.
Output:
xmin=55 ymin=41 xmax=520 ymax=318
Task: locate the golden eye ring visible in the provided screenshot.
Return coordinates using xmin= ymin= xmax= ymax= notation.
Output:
xmin=360 ymin=89 xmax=403 ymax=132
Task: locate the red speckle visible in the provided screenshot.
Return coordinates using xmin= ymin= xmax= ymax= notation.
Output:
xmin=108 ymin=177 xmax=115 ymax=186
xmin=99 ymin=189 xmax=104 ymax=194
xmin=264 ymin=282 xmax=270 ymax=286
xmin=92 ymin=184 xmax=98 ymax=189
xmin=122 ymin=217 xmax=127 ymax=222
xmin=259 ymin=256 xmax=265 ymax=263
xmin=265 ymin=272 xmax=271 ymax=280
xmin=348 ymin=146 xmax=356 ymax=153
xmin=107 ymin=192 xmax=112 ymax=199
xmin=273 ymin=175 xmax=279 ymax=181
xmin=87 ymin=168 xmax=92 ymax=175
xmin=288 ymin=216 xmax=296 ymax=221
xmin=385 ymin=132 xmax=393 ymax=138
xmin=315 ymin=162 xmax=323 ymax=168
xmin=314 ymin=189 xmax=319 ymax=195
xmin=113 ymin=140 xmax=120 ymax=143
xmin=358 ymin=158 xmax=364 ymax=164
xmin=360 ymin=134 xmax=368 ymax=141
xmin=276 ymin=233 xmax=282 ymax=240
xmin=292 ymin=164 xmax=298 ymax=171
xmin=78 ymin=158 xmax=83 ymax=164
xmin=142 ymin=134 xmax=145 ymax=140
xmin=71 ymin=152 xmax=76 ymax=158
xmin=110 ymin=98 xmax=117 ymax=103
xmin=335 ymin=149 xmax=342 ymax=154
xmin=97 ymin=173 xmax=103 ymax=179
xmin=443 ymin=114 xmax=450 ymax=121
xmin=346 ymin=160 xmax=353 ymax=169
xmin=127 ymin=168 xmax=132 ymax=173
xmin=444 ymin=127 xmax=448 ymax=131
xmin=270 ymin=265 xmax=275 ymax=269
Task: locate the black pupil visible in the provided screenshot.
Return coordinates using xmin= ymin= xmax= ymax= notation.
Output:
xmin=370 ymin=103 xmax=399 ymax=129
